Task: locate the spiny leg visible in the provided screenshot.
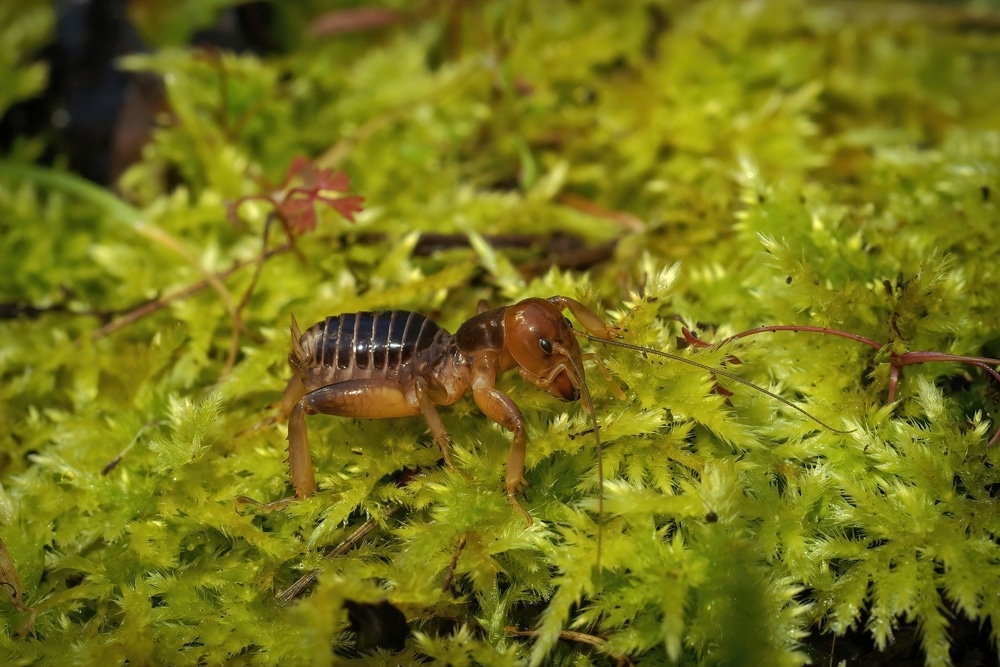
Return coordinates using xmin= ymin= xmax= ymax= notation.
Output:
xmin=238 ymin=379 xmax=421 ymax=513
xmin=235 ymin=398 xmax=315 ymax=513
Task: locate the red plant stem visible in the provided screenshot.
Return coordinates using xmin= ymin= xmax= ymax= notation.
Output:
xmin=717 ymin=325 xmax=883 ymax=351
xmin=714 ymin=326 xmax=1000 ymax=379
xmin=703 ymin=323 xmax=1000 ymax=443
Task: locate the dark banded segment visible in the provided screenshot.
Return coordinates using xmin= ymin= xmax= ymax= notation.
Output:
xmin=375 ymin=310 xmax=424 ymax=370
xmin=311 ymin=311 xmax=442 ymax=373
xmin=336 ymin=314 xmax=355 ymax=370
xmin=316 ymin=316 xmax=340 ymax=369
xmin=354 ymin=313 xmax=374 ymax=370
xmin=370 ymin=311 xmax=392 ymax=370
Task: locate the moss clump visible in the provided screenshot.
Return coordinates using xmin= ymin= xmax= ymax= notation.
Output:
xmin=3 ymin=1 xmax=1000 ymax=665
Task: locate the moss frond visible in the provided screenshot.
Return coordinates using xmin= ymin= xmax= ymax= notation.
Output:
xmin=4 ymin=1 xmax=1000 ymax=665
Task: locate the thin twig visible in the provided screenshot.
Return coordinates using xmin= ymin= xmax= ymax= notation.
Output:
xmin=505 ymin=626 xmax=608 ymax=649
xmin=0 ymin=537 xmax=38 ymax=639
xmin=442 ymin=533 xmax=467 ymax=592
xmin=275 ymin=505 xmax=403 ymax=606
xmin=427 ymin=612 xmax=630 ymax=664
xmin=90 ymin=244 xmax=291 ymax=340
xmin=0 ymin=163 xmax=282 ymax=351
xmin=101 ymin=419 xmax=166 ymax=476
xmin=223 ymin=215 xmax=279 ymax=378
xmin=505 ymin=626 xmax=633 ymax=665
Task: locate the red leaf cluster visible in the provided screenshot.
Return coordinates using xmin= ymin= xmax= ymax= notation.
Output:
xmin=278 ymin=156 xmax=365 ymax=234
xmin=228 ymin=155 xmax=364 ymax=236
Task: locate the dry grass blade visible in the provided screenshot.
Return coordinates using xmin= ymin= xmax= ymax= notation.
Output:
xmin=0 ymin=537 xmax=37 ymax=639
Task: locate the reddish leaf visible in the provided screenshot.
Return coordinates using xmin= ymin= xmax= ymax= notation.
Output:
xmin=280 ymin=197 xmax=319 ymax=235
xmin=284 ymin=155 xmax=317 ymax=188
xmin=315 ymin=168 xmax=351 ymax=193
xmin=284 ymin=156 xmax=352 ymax=193
xmin=318 ymin=194 xmax=365 ymax=222
xmin=236 ymin=157 xmax=364 ymax=236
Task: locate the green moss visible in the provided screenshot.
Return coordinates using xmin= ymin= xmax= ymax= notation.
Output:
xmin=3 ymin=1 xmax=1000 ymax=665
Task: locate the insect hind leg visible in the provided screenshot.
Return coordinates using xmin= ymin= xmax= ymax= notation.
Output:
xmin=237 ymin=380 xmax=422 ymax=513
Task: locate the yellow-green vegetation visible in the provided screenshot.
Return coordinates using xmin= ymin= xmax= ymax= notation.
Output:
xmin=3 ymin=1 xmax=1000 ymax=665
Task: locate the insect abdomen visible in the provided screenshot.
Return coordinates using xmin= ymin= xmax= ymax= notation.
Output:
xmin=297 ymin=311 xmax=446 ymax=386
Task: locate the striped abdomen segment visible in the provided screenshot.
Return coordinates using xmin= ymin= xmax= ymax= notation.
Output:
xmin=299 ymin=311 xmax=446 ymax=382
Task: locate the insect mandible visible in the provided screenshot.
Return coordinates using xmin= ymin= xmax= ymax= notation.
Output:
xmin=245 ymin=296 xmax=842 ymax=518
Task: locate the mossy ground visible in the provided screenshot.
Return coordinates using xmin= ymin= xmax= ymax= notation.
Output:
xmin=2 ymin=1 xmax=1000 ymax=665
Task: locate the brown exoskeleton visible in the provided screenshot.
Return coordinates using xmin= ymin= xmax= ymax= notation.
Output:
xmin=245 ymin=296 xmax=620 ymax=517
xmin=242 ymin=295 xmax=842 ymax=520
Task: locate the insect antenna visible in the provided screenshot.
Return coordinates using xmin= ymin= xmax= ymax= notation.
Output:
xmin=582 ymin=334 xmax=851 ymax=434
xmin=564 ymin=351 xmax=604 ymax=568
xmin=547 ymin=336 xmax=606 ymax=567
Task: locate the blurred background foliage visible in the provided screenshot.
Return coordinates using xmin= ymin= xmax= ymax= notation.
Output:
xmin=2 ymin=0 xmax=1000 ymax=665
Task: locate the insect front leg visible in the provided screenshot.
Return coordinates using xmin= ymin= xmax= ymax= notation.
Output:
xmin=470 ymin=386 xmax=533 ymax=524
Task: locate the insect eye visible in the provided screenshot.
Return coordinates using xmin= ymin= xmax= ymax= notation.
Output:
xmin=564 ymin=317 xmax=573 ymax=328
xmin=539 ymin=338 xmax=553 ymax=355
